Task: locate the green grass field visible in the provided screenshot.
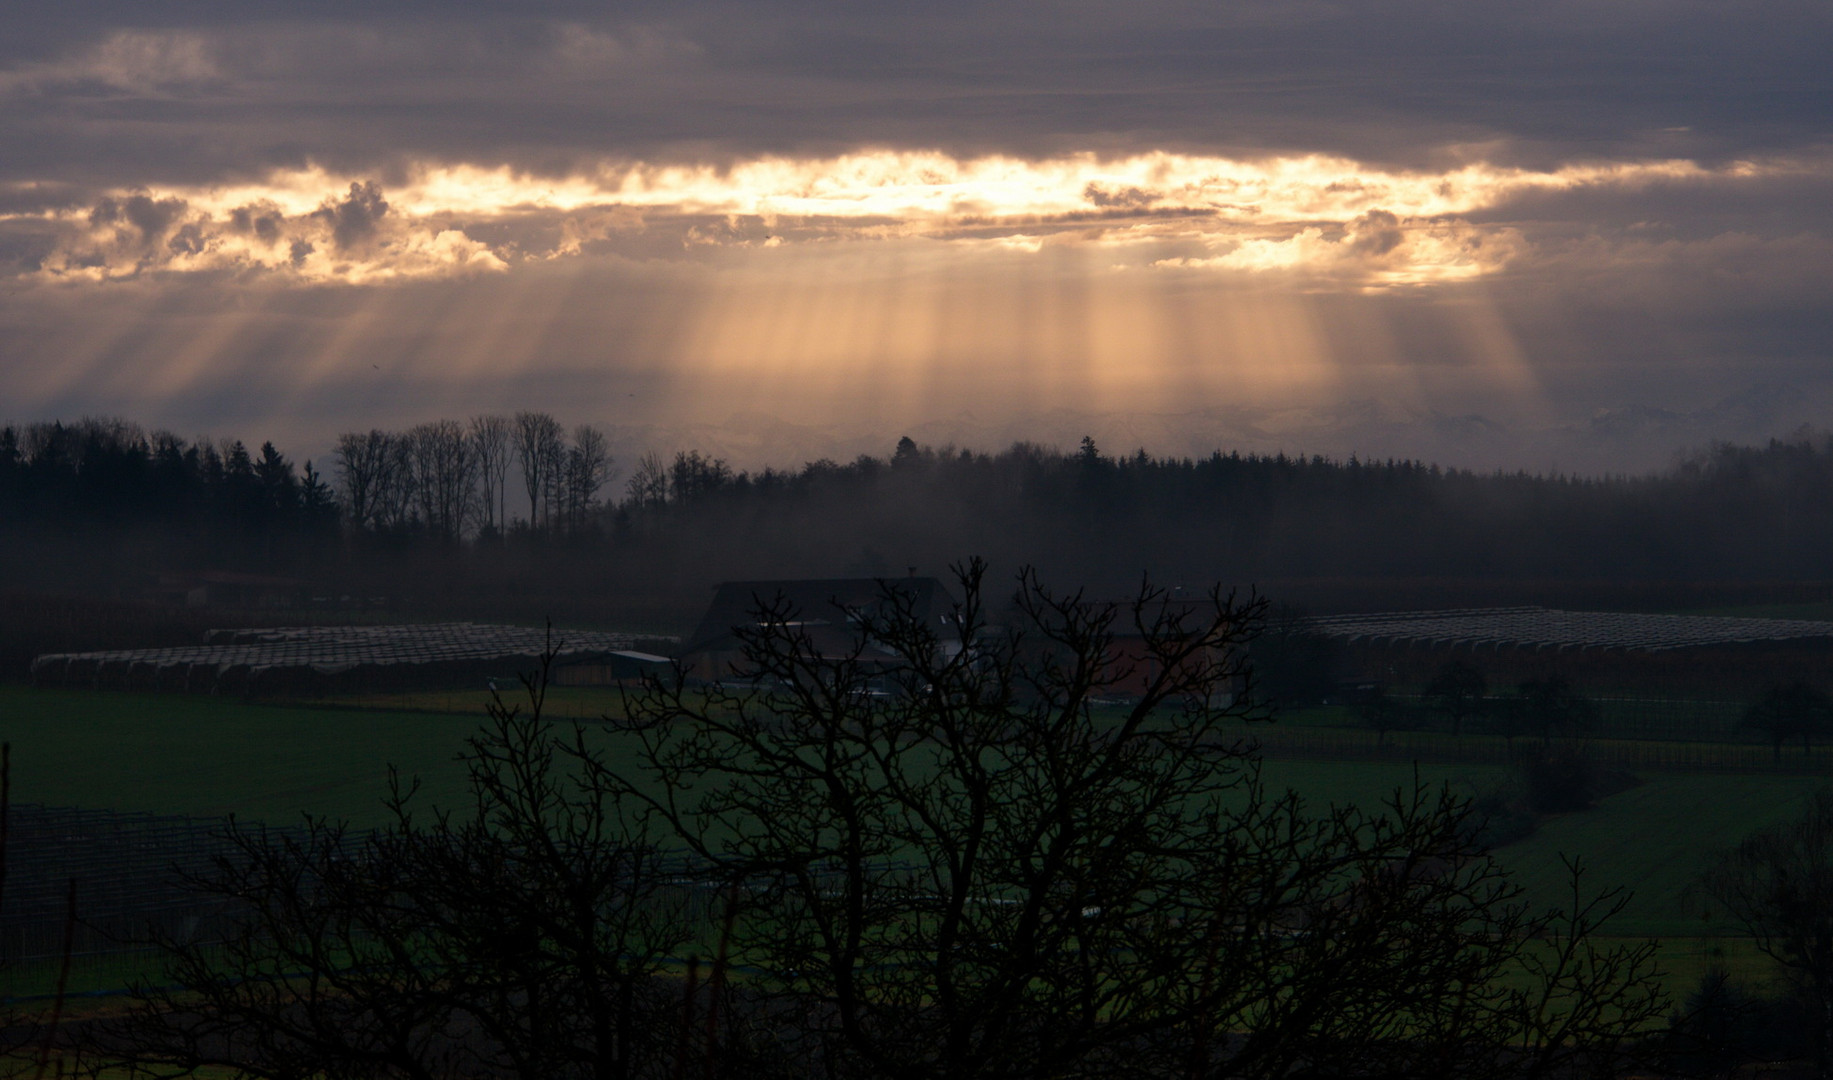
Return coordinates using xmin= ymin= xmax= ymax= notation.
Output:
xmin=1252 ymin=760 xmax=1825 ymax=936
xmin=1498 ymin=773 xmax=1827 ymax=936
xmin=0 ymin=684 xmax=478 ymax=826
xmin=1 ymin=684 xmax=1826 ymax=945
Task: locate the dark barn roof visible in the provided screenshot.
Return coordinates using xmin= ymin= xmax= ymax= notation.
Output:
xmin=683 ymin=577 xmax=960 ymax=660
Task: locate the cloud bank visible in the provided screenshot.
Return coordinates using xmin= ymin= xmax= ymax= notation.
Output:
xmin=4 ymin=152 xmax=1790 ymax=288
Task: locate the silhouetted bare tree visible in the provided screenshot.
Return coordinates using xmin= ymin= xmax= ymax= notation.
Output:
xmin=408 ymin=418 xmax=477 ymax=540
xmin=469 ymin=414 xmax=512 ymax=533
xmin=1513 ymin=675 xmax=1597 ymax=747
xmin=622 ymin=451 xmax=668 ymax=511
xmin=514 ymin=411 xmax=565 ymax=529
xmin=1700 ymin=789 xmax=1833 ymax=1079
xmin=666 ymin=450 xmax=731 ymax=504
xmin=88 ymin=666 xmax=705 ymax=1080
xmin=335 ymin=429 xmax=392 ymax=530
xmin=613 ymin=561 xmax=1667 ymax=1080
xmin=559 ymin=425 xmax=614 ymax=533
xmin=1741 ymin=682 xmax=1833 ymax=760
xmin=1354 ymin=684 xmax=1416 ymax=744
xmin=1425 ymin=659 xmax=1488 ymax=736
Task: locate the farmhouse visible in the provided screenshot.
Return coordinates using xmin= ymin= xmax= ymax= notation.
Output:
xmin=151 ymin=570 xmax=305 ymax=610
xmin=678 ymin=578 xmax=1245 ymax=701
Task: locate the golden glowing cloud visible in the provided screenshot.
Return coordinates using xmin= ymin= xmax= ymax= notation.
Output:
xmin=2 ymin=150 xmax=1790 ymax=288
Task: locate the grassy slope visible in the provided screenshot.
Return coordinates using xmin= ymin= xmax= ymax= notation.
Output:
xmin=1254 ymin=758 xmax=1826 ymax=936
xmin=1498 ymin=772 xmax=1825 ymax=937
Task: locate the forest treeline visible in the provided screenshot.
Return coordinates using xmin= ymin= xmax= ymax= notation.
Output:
xmin=6 ymin=414 xmax=1833 ymax=634
xmin=0 ymin=417 xmax=339 ymax=559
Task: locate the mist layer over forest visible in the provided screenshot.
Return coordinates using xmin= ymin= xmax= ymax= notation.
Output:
xmin=5 ymin=416 xmax=1833 ymax=672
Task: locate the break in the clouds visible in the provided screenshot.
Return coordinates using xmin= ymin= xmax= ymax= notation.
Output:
xmin=7 ymin=153 xmax=1784 ymax=287
xmin=0 ymin=1 xmax=1830 ymax=473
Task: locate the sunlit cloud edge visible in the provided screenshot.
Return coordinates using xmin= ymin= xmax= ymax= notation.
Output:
xmin=0 ymin=149 xmax=1808 ymax=290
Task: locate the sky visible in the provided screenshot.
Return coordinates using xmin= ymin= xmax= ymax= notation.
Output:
xmin=2 ymin=1 xmax=1830 ymax=474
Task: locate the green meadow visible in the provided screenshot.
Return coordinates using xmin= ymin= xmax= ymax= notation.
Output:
xmin=0 ymin=683 xmax=1825 ymax=944
xmin=0 ymin=685 xmax=478 ymax=826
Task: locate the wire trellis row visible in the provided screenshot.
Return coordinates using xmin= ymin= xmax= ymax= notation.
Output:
xmin=27 ymin=622 xmax=677 ymax=697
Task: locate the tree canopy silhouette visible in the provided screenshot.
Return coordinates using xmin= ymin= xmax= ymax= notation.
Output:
xmin=610 ymin=561 xmax=1667 ymax=1079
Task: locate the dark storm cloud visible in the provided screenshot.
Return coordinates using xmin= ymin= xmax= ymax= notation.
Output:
xmin=313 ymin=180 xmax=388 ymax=250
xmin=227 ymin=202 xmax=284 ymax=242
xmin=90 ymin=193 xmax=187 ymax=246
xmin=0 ymin=0 xmax=1827 ymax=189
xmin=1349 ymin=211 xmax=1404 ymax=257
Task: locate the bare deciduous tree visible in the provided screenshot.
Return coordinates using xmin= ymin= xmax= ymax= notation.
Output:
xmin=1741 ymin=682 xmax=1833 ymax=761
xmin=371 ymin=431 xmax=417 ymax=529
xmin=1700 ymin=789 xmax=1833 ymax=1079
xmin=623 ymin=451 xmax=669 ymax=510
xmin=88 ymin=668 xmax=721 ymax=1080
xmin=333 ymin=429 xmax=396 ymax=531
xmin=667 ymin=450 xmax=730 ymax=504
xmin=614 ymin=560 xmax=1667 ymax=1080
xmin=407 ymin=419 xmax=477 ymax=540
xmin=469 ymin=413 xmax=512 ymax=533
xmin=1424 ymin=658 xmax=1488 ymax=736
xmin=514 ymin=411 xmax=565 ymax=529
xmin=558 ymin=424 xmax=614 ymax=533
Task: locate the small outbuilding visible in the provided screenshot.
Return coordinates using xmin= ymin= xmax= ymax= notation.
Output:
xmin=153 ymin=571 xmax=306 ymax=610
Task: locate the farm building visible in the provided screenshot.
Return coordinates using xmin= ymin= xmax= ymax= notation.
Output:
xmin=1305 ymin=606 xmax=1833 ymax=696
xmin=30 ymin=623 xmax=674 ymax=697
xmin=678 ymin=577 xmax=1242 ymax=700
xmin=680 ymin=577 xmax=961 ymax=681
xmin=151 ymin=570 xmax=306 ymax=610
